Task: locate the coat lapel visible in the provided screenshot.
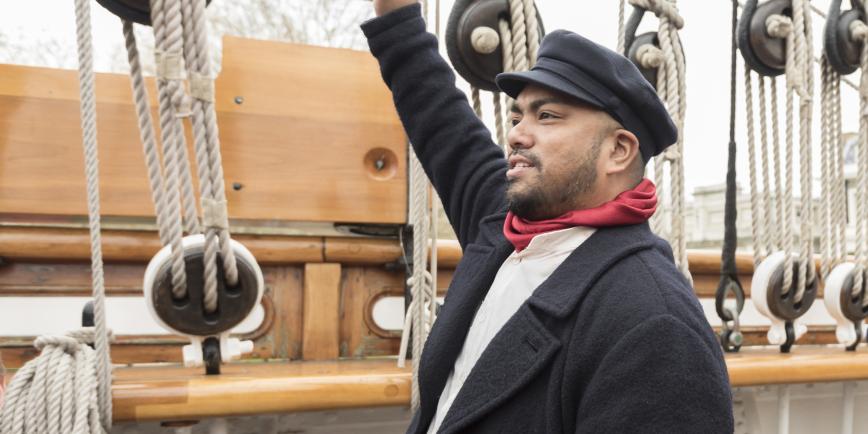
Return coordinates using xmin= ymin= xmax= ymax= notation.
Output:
xmin=434 ymin=223 xmax=661 ymax=433
xmin=415 ymin=213 xmax=514 ymax=432
xmin=437 ymin=305 xmax=560 ymax=434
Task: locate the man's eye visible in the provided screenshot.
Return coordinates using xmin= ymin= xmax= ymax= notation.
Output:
xmin=539 ymin=112 xmax=554 ymax=120
xmin=510 ymin=119 xmax=520 ymax=126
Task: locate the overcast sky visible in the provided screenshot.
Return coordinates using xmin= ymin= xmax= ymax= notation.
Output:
xmin=1 ymin=0 xmax=861 ymax=200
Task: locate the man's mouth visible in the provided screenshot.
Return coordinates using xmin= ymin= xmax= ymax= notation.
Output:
xmin=507 ymin=155 xmax=536 ymax=180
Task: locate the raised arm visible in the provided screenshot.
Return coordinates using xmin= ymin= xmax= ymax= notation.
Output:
xmin=361 ymin=3 xmax=508 ymax=247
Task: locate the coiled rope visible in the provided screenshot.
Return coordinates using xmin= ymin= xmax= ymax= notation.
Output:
xmin=628 ymin=0 xmax=691 ymax=283
xmin=0 ymin=0 xmax=113 ymax=431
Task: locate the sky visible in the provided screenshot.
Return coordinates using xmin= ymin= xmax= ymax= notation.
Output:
xmin=0 ymin=0 xmax=861 ymax=200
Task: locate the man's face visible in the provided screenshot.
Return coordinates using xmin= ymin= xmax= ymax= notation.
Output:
xmin=506 ymin=84 xmax=614 ymax=220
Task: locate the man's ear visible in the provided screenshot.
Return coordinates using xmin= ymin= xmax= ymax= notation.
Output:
xmin=605 ymin=128 xmax=640 ymax=176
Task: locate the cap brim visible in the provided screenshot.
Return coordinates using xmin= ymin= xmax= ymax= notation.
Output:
xmin=495 ymin=69 xmax=605 ymax=110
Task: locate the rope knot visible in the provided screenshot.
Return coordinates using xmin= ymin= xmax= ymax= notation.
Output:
xmin=765 ymin=14 xmax=793 ymax=39
xmin=628 ymin=0 xmax=684 ymax=29
xmin=850 ymin=19 xmax=868 ymax=43
xmin=636 ymin=44 xmax=664 ymax=69
xmin=662 ymin=146 xmax=680 ymax=162
xmin=470 ymin=26 xmax=501 ymax=54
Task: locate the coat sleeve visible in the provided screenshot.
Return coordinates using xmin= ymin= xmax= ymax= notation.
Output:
xmin=575 ymin=314 xmax=734 ymax=434
xmin=360 ymin=4 xmax=508 ymax=247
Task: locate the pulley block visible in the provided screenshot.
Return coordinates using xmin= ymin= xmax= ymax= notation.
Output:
xmin=737 ymin=0 xmax=790 ymax=77
xmin=623 ymin=7 xmax=661 ymax=89
xmin=751 ymin=251 xmax=817 ymax=351
xmin=145 ymin=234 xmax=262 ymax=336
xmin=824 ymin=0 xmax=867 ymax=75
xmin=95 ymin=0 xmax=211 ymax=26
xmin=823 ymin=262 xmax=868 ymax=348
xmin=144 ymin=234 xmax=263 ymax=370
xmin=445 ymin=0 xmax=545 ymax=91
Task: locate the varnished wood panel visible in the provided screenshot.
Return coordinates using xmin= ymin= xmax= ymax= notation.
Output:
xmin=97 ymin=351 xmax=868 ymax=422
xmin=302 ymin=263 xmax=342 ymax=360
xmin=0 ymin=227 xmax=323 ymax=264
xmin=111 ymin=360 xmax=411 ymax=422
xmin=0 ymin=36 xmax=407 ymax=224
xmin=263 ymin=266 xmax=304 ymax=360
xmin=340 ymin=267 xmax=404 ymax=358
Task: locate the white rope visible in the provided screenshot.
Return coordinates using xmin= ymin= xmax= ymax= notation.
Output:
xmin=0 ymin=2 xmax=113 ymax=430
xmin=617 ymin=0 xmax=626 ymax=54
xmin=122 ymin=0 xmax=239 ymax=314
xmin=851 ymin=17 xmax=868 ymax=302
xmin=0 ymin=331 xmax=111 ymax=434
xmin=744 ymin=68 xmax=765 ymax=266
xmin=751 ymin=1 xmax=814 ymax=302
xmin=629 ymin=0 xmax=690 ymax=282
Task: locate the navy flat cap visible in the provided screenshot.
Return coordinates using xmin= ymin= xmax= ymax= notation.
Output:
xmin=496 ymin=29 xmax=677 ymax=163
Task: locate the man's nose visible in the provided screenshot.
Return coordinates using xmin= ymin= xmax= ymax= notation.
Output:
xmin=507 ymin=121 xmax=532 ymax=152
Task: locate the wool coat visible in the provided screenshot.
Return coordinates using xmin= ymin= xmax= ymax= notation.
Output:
xmin=361 ymin=5 xmax=734 ymax=434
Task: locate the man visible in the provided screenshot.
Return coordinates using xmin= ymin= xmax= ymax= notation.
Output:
xmin=362 ymin=2 xmax=733 ymax=433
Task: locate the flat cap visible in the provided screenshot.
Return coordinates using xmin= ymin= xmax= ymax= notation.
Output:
xmin=495 ymin=30 xmax=677 ymax=163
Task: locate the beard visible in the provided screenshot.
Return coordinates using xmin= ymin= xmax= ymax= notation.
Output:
xmin=506 ymin=138 xmax=602 ymax=220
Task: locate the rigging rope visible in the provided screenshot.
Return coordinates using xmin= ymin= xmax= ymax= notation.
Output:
xmin=398 ymin=0 xmax=441 ymax=413
xmin=744 ymin=0 xmax=814 ymax=304
xmin=849 ymin=15 xmax=868 ymax=302
xmin=122 ymin=0 xmax=239 ymax=316
xmin=628 ymin=0 xmax=691 ymax=282
xmin=0 ymin=1 xmax=113 ymax=431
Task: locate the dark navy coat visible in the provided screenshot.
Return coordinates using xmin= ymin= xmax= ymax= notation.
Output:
xmin=362 ymin=5 xmax=734 ymax=433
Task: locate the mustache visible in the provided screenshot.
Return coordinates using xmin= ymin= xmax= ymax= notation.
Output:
xmin=509 ymin=149 xmax=541 ymax=167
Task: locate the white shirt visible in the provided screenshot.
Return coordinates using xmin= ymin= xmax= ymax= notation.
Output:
xmin=426 ymin=226 xmax=596 ymax=434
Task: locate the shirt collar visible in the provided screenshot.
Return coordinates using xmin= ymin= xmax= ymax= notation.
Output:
xmin=513 ymin=226 xmax=596 ymax=259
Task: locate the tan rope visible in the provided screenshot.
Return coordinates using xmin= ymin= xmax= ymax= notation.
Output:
xmin=762 ymin=0 xmax=814 ymax=302
xmin=852 ymin=17 xmax=868 ymax=302
xmin=0 ymin=1 xmax=113 ymax=430
xmin=629 ymin=0 xmax=690 ymax=281
xmin=744 ymin=69 xmax=764 ymax=265
xmin=617 ymin=0 xmax=626 ymax=54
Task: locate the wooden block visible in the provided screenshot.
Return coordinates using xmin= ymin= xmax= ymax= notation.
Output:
xmin=302 ymin=263 xmax=342 ymax=360
xmin=0 ymin=36 xmax=407 ymax=224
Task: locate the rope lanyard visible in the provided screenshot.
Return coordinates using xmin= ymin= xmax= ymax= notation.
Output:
xmin=627 ymin=0 xmax=691 ymax=283
xmin=398 ymin=0 xmax=442 ymax=413
xmin=0 ymin=1 xmax=113 ymax=432
xmin=716 ymin=0 xmax=746 ymax=352
xmin=745 ymin=0 xmax=814 ymax=298
xmin=130 ymin=0 xmax=239 ymax=315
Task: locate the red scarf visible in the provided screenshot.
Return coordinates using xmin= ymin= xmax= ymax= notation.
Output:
xmin=503 ymin=178 xmax=658 ymax=252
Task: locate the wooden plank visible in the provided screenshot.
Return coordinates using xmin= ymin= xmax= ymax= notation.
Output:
xmin=0 ymin=36 xmax=407 ymax=224
xmin=99 ymin=350 xmax=868 ymax=422
xmin=302 ymin=263 xmax=342 ymax=360
xmin=0 ymin=227 xmax=323 ymax=264
xmin=111 ymin=360 xmax=411 ymax=422
xmin=726 ymin=347 xmax=868 ymax=386
xmin=265 ymin=266 xmax=304 ymax=360
xmin=340 ymin=267 xmax=403 ymax=357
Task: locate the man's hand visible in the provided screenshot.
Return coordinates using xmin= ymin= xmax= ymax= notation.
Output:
xmin=372 ymin=0 xmax=418 ymax=17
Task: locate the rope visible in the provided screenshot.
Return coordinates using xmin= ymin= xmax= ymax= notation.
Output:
xmin=617 ymin=0 xmax=626 ymax=54
xmin=851 ymin=16 xmax=868 ymax=303
xmin=0 ymin=1 xmax=113 ymax=429
xmin=751 ymin=1 xmax=814 ymax=302
xmin=122 ymin=0 xmax=239 ymax=315
xmin=629 ymin=0 xmax=690 ymax=281
xmin=0 ymin=331 xmax=112 ymax=434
